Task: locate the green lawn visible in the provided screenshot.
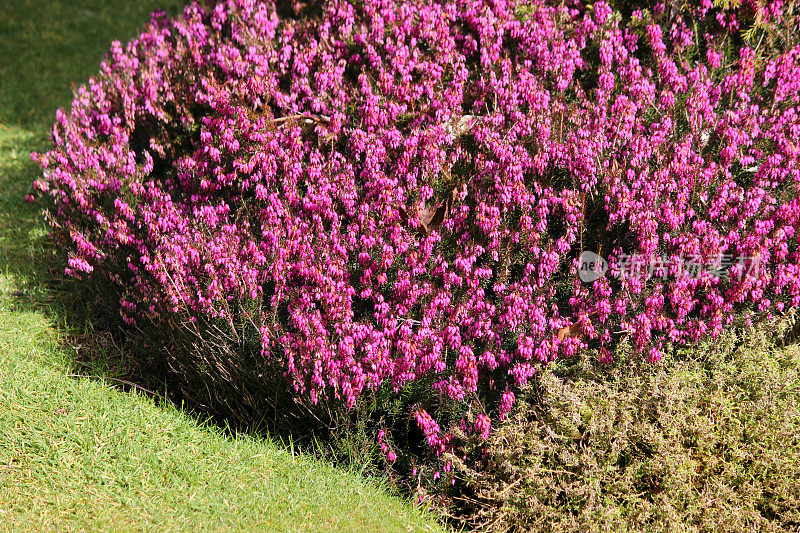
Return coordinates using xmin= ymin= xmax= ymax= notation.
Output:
xmin=0 ymin=2 xmax=442 ymax=531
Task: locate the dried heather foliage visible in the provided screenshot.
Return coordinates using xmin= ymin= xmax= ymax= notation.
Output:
xmin=448 ymin=322 xmax=800 ymax=531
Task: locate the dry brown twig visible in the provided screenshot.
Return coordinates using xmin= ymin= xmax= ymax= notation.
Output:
xmin=271 ymin=113 xmax=331 ymax=125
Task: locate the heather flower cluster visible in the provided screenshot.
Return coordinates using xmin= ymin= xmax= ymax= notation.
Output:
xmin=31 ymin=0 xmax=800 ymax=464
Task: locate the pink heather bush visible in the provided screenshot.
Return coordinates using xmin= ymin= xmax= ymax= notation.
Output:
xmin=31 ymin=0 xmax=800 ymax=465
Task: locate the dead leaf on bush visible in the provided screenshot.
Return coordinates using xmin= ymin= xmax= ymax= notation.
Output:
xmin=557 ymin=323 xmax=582 ymax=341
xmin=419 ymin=200 xmax=449 ymax=234
xmin=558 ymin=311 xmax=599 ymax=341
xmin=398 ymin=198 xmax=451 ymax=236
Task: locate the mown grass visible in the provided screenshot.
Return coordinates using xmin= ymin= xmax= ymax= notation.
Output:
xmin=0 ymin=2 xmax=443 ymax=530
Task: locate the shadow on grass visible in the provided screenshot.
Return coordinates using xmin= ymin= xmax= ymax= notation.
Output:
xmin=0 ymin=0 xmax=187 ymax=129
xmin=0 ymin=128 xmax=50 ymax=288
xmin=0 ymin=123 xmax=171 ymax=396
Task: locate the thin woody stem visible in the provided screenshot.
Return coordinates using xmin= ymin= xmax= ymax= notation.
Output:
xmin=271 ymin=114 xmax=331 ymax=124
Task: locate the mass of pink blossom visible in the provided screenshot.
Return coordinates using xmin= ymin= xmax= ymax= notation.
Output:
xmin=31 ymin=0 xmax=800 ymax=460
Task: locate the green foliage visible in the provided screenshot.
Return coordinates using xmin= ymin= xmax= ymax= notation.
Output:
xmin=714 ymin=0 xmax=742 ymax=10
